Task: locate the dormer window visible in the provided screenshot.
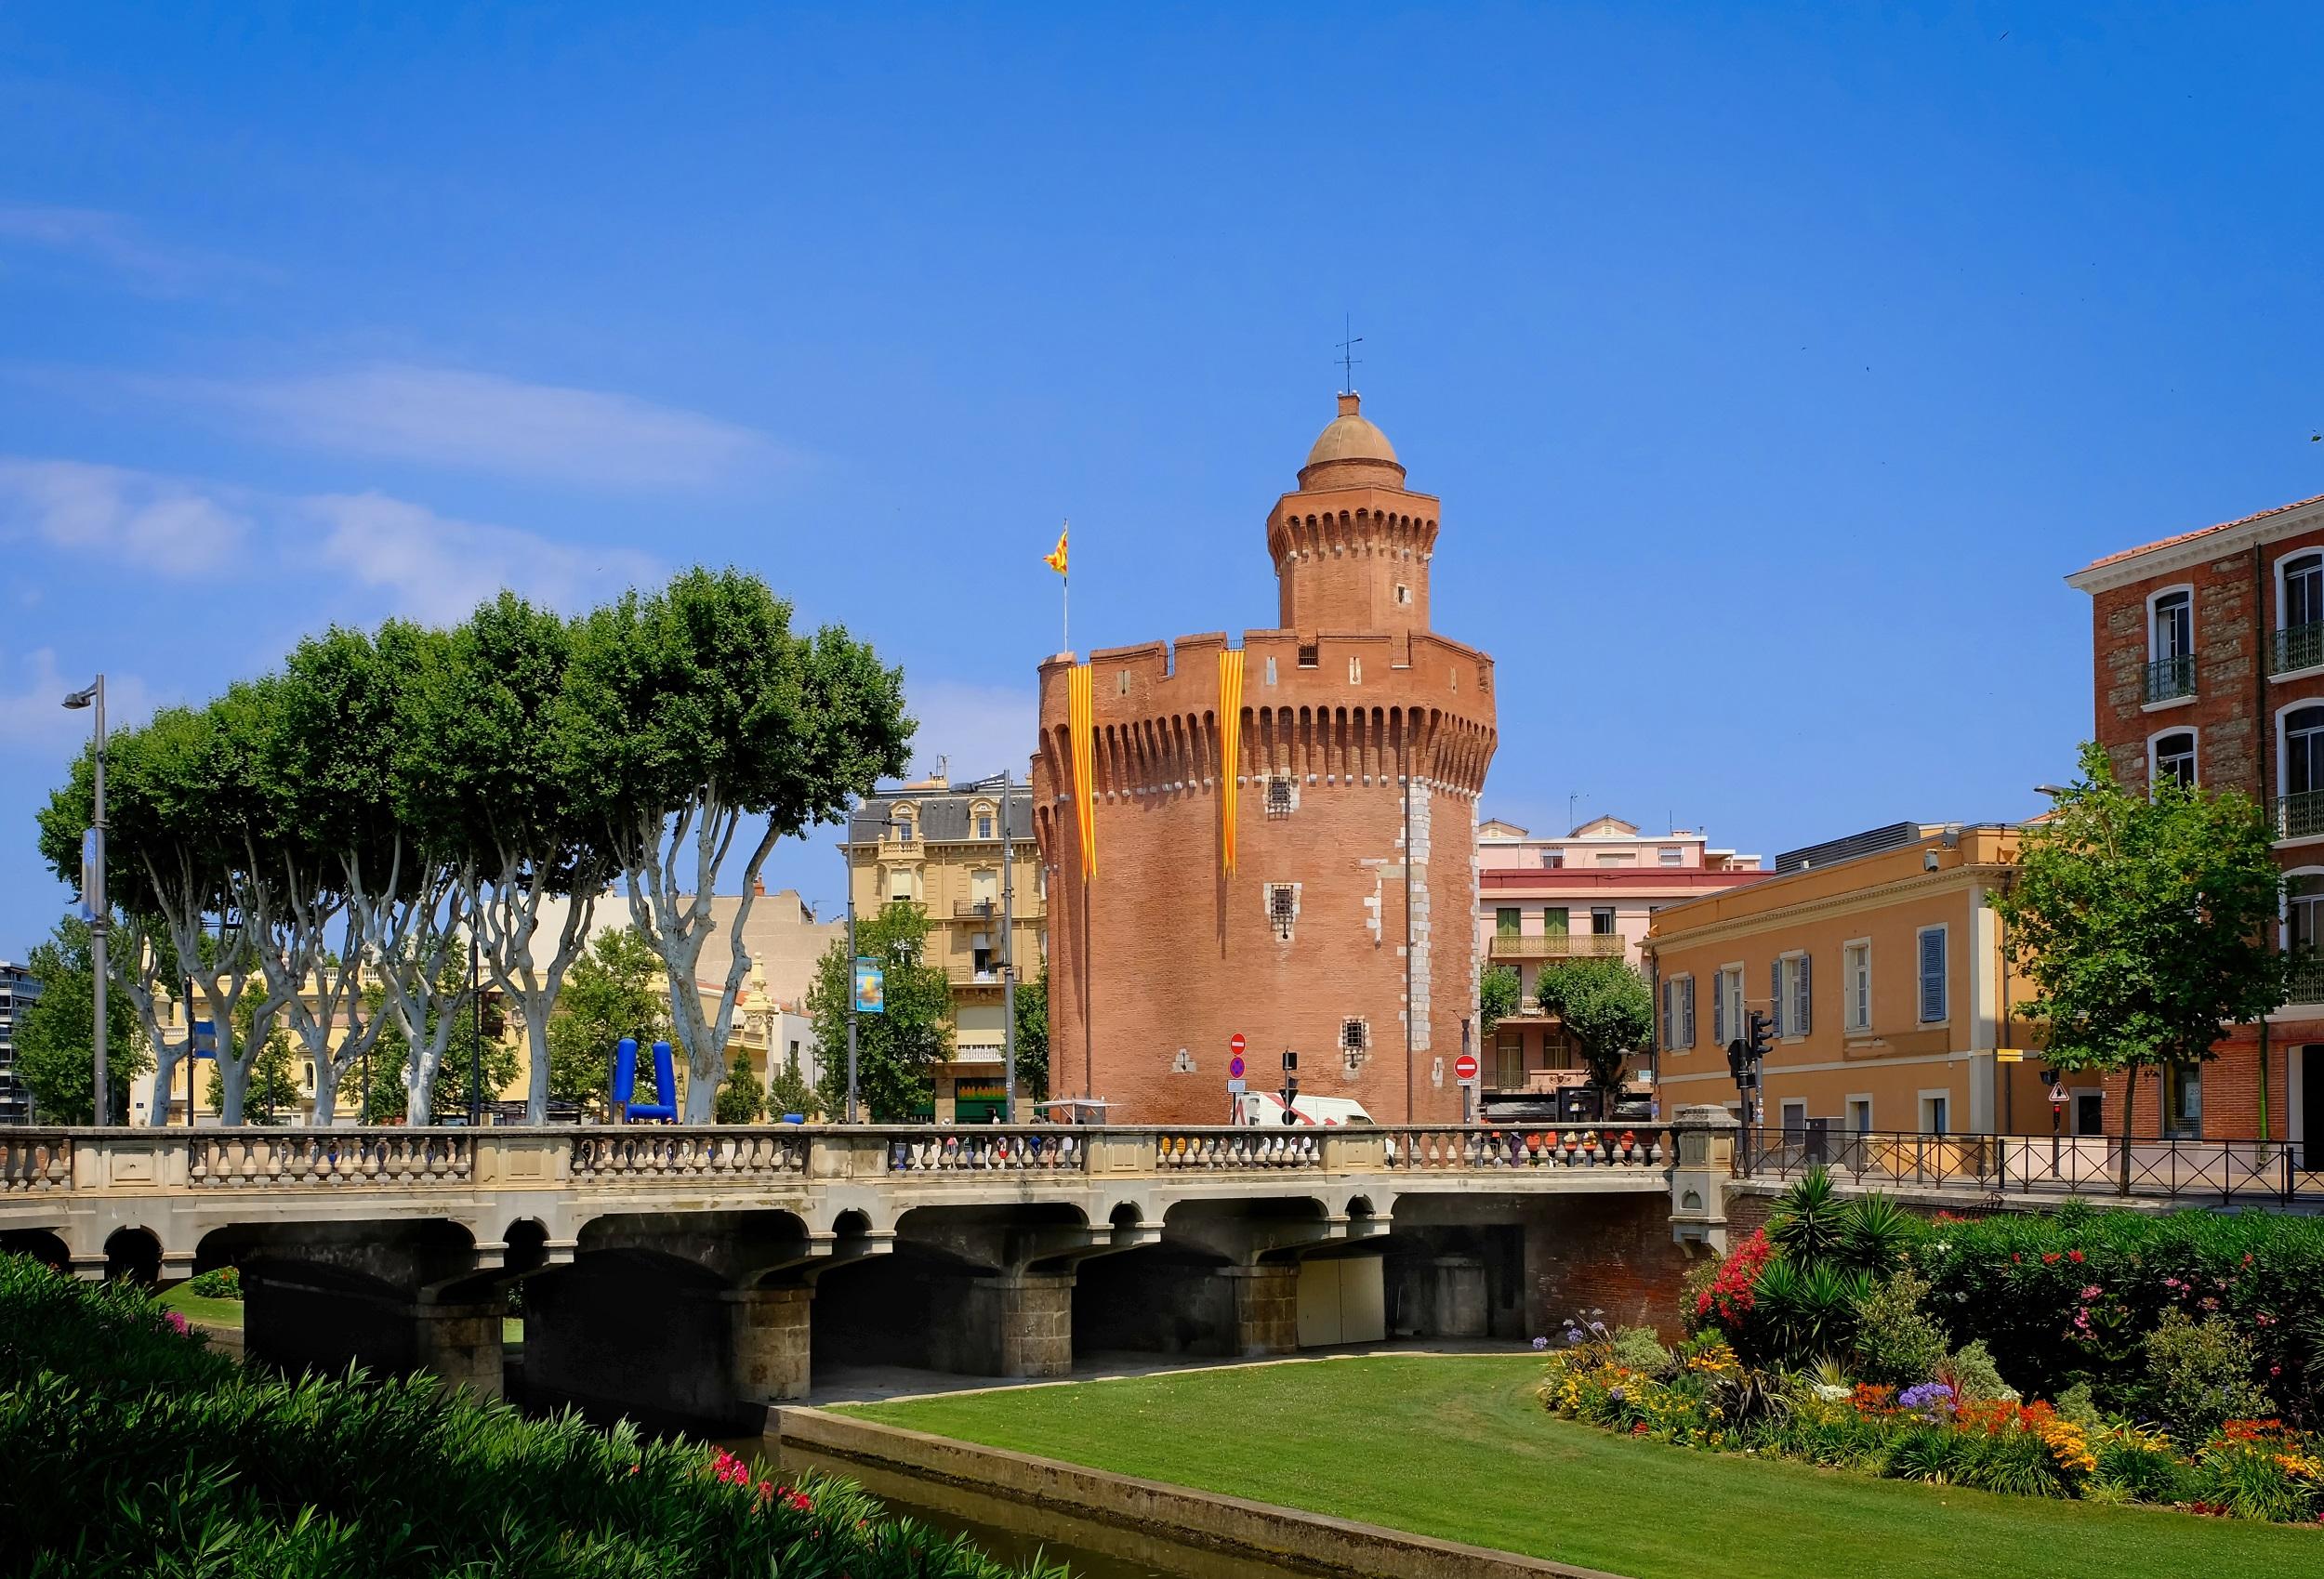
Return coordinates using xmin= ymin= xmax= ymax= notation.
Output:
xmin=972 ymin=801 xmax=997 ymax=839
xmin=891 ymin=809 xmax=915 ymax=844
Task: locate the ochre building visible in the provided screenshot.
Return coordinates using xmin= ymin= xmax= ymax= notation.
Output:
xmin=1034 ymin=393 xmax=1498 ymax=1125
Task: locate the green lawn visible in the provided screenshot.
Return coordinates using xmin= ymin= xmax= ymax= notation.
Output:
xmin=159 ymin=1288 xmax=525 ymax=1345
xmin=845 ymin=1356 xmax=2319 ymax=1579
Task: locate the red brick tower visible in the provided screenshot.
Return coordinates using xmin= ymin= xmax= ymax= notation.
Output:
xmin=1034 ymin=393 xmax=1498 ymax=1124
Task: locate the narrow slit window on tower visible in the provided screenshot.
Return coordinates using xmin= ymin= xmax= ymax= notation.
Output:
xmin=1394 ymin=584 xmax=1411 ymax=605
xmin=1298 ymin=641 xmax=1319 ymax=668
xmin=1263 ymin=654 xmax=1278 ymax=686
xmin=1348 ymin=656 xmax=1363 ymax=684
xmin=1267 ymin=884 xmax=1297 ymax=940
xmin=1266 ymin=776 xmax=1293 ymax=818
xmin=1117 ymin=669 xmax=1131 ymax=695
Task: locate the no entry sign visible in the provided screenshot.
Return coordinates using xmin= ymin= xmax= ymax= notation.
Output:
xmin=1453 ymin=1053 xmax=1480 ymax=1084
xmin=1229 ymin=1033 xmax=1246 ymax=1055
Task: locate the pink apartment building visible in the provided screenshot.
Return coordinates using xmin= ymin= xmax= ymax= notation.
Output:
xmin=1475 ymin=815 xmax=1768 ymax=1107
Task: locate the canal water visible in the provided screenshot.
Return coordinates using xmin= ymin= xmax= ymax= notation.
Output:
xmin=720 ymin=1435 xmax=1306 ymax=1579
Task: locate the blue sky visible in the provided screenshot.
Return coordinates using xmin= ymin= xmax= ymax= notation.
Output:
xmin=2 ymin=3 xmax=2319 ymax=954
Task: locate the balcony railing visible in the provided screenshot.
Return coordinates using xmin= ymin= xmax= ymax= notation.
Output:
xmin=952 ymin=899 xmax=1001 ymax=919
xmin=944 ymin=964 xmax=1008 ymax=987
xmin=2274 ymin=623 xmax=2324 ymax=677
xmin=2280 ymin=791 xmax=2324 ymax=841
xmin=1488 ymin=933 xmax=1625 ymax=960
xmin=2286 ymin=951 xmax=2324 ymax=1007
xmin=2144 ymin=653 xmax=2195 ymax=704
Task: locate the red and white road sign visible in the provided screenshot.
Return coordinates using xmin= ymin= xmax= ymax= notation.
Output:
xmin=1229 ymin=1055 xmax=1247 ymax=1080
xmin=1453 ymin=1053 xmax=1480 ymax=1083
xmin=1229 ymin=1033 xmax=1246 ymax=1055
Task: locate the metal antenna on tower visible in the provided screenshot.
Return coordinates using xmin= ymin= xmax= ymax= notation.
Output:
xmin=1337 ymin=314 xmax=1363 ymax=393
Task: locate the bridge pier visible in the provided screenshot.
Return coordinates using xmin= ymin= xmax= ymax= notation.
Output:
xmin=726 ymin=1285 xmax=812 ymax=1408
xmin=929 ymin=1270 xmax=1077 ymax=1377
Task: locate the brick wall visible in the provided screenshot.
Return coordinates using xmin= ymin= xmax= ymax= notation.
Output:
xmin=1523 ymin=1194 xmax=1694 ymax=1341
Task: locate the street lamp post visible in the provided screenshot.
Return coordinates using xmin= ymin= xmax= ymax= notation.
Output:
xmin=63 ymin=677 xmax=107 ymax=1124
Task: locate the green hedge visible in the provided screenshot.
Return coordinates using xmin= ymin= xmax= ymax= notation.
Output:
xmin=0 ymin=1254 xmax=1053 ymax=1579
xmin=1908 ymin=1205 xmax=2324 ymax=1423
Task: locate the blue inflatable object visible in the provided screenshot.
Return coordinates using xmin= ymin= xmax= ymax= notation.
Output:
xmin=611 ymin=1035 xmax=679 ymax=1122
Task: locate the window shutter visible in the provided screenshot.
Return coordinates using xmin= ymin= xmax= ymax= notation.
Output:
xmin=1770 ymin=959 xmax=1784 ymax=1037
xmin=1795 ymin=954 xmax=1812 ymax=1038
xmin=1920 ymin=929 xmax=1947 ymax=1022
xmin=1711 ymin=973 xmax=1726 ymax=1046
xmin=1682 ymin=980 xmax=1696 ymax=1048
xmin=1660 ymin=980 xmax=1673 ymax=1046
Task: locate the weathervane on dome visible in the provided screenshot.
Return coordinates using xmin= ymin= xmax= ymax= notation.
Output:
xmin=1336 ymin=313 xmax=1363 ymax=394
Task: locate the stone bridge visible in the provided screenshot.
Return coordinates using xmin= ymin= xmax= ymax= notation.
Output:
xmin=0 ymin=1119 xmax=1720 ymax=1428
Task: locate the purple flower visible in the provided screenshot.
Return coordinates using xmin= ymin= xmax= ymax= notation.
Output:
xmin=1607 ymin=1386 xmax=1626 ymax=1402
xmin=1532 ymin=1336 xmax=1551 ymax=1350
xmin=1896 ymin=1382 xmax=1956 ymax=1415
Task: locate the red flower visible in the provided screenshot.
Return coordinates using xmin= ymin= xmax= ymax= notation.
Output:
xmin=2041 ymin=1253 xmax=2061 ymax=1264
xmin=2067 ymin=1249 xmax=2084 ymax=1263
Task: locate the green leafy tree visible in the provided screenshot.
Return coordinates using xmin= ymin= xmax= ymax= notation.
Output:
xmin=415 ymin=592 xmax=613 ymax=1125
xmin=807 ymin=901 xmax=952 ymax=1122
xmin=767 ymin=1044 xmax=816 ymax=1119
xmin=713 ymin=1048 xmax=766 ymax=1124
xmin=15 ymin=915 xmax=148 ymax=1123
xmin=545 ymin=926 xmax=671 ymax=1118
xmin=1533 ymin=956 xmax=1654 ymax=1104
xmin=1012 ymin=964 xmax=1050 ymax=1107
xmin=1478 ymin=965 xmax=1520 ymax=1035
xmin=1994 ymin=743 xmax=2288 ymax=1187
xmin=561 ymin=568 xmax=913 ymax=1120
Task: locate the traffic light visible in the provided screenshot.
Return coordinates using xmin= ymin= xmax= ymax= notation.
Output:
xmin=1282 ymin=1048 xmax=1299 ymax=1124
xmin=1745 ymin=1009 xmax=1774 ymax=1074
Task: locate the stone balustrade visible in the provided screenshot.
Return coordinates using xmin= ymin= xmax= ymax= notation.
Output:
xmin=1152 ymin=1130 xmax=1322 ymax=1169
xmin=570 ymin=1129 xmax=807 ymax=1182
xmin=1 ymin=1131 xmax=73 ymax=1192
xmin=887 ymin=1129 xmax=1084 ymax=1174
xmin=189 ymin=1132 xmax=476 ymax=1188
xmin=1384 ymin=1124 xmax=1670 ymax=1170
xmin=0 ymin=1123 xmax=1691 ymax=1203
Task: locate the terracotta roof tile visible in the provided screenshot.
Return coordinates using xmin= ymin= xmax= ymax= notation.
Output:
xmin=2081 ymin=492 xmax=2324 ymax=572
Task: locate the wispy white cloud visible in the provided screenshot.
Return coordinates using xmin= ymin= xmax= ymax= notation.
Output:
xmin=0 ymin=455 xmax=657 ymax=622
xmin=0 ymin=458 xmax=250 ymax=574
xmin=301 ymin=491 xmax=659 ymax=624
xmin=901 ymin=678 xmax=1038 ymax=783
xmin=167 ymin=363 xmax=774 ymax=487
xmin=0 ymin=648 xmax=154 ymax=749
xmin=0 ymin=205 xmax=267 ymax=296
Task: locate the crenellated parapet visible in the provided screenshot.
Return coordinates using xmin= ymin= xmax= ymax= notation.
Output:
xmin=1033 ymin=627 xmax=1496 ymax=818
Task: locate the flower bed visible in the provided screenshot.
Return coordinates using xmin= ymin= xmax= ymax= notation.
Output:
xmin=0 ymin=1251 xmax=1053 ymax=1577
xmin=1543 ymin=1328 xmax=2322 ymax=1522
xmin=1538 ymin=1172 xmax=2324 ymax=1525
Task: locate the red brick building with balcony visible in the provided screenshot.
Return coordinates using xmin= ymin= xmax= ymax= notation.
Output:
xmin=2066 ymin=490 xmax=2324 ymax=1151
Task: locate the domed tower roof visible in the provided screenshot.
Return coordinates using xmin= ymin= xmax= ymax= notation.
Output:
xmin=1298 ymin=392 xmax=1407 ymax=490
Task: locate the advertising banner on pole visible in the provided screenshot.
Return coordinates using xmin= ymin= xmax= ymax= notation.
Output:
xmin=852 ymin=958 xmax=886 ymax=1015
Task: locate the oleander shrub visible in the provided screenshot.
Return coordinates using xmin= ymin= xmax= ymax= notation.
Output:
xmin=0 ymin=1253 xmax=1053 ymax=1579
xmin=1908 ymin=1205 xmax=2324 ymax=1423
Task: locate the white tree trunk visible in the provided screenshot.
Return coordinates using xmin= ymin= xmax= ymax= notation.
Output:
xmin=472 ymin=854 xmax=599 ymax=1125
xmin=621 ymin=796 xmax=779 ymax=1123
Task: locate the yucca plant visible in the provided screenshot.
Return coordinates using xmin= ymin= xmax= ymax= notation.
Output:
xmin=1767 ymin=1166 xmax=1849 ymax=1267
xmin=1835 ymin=1192 xmax=1914 ymax=1275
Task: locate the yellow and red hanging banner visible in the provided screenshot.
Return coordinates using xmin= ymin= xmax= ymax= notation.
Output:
xmin=1217 ymin=650 xmax=1243 ymax=873
xmin=1067 ymin=662 xmax=1098 ymax=879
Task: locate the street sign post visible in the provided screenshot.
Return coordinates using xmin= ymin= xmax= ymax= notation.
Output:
xmin=1453 ymin=1053 xmax=1479 ymax=1083
xmin=1228 ymin=1054 xmax=1246 ymax=1080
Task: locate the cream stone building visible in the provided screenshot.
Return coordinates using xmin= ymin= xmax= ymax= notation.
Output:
xmin=846 ymin=770 xmax=1043 ymax=1121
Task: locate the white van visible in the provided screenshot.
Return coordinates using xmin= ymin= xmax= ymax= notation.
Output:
xmin=1235 ymin=1091 xmax=1376 ymax=1127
